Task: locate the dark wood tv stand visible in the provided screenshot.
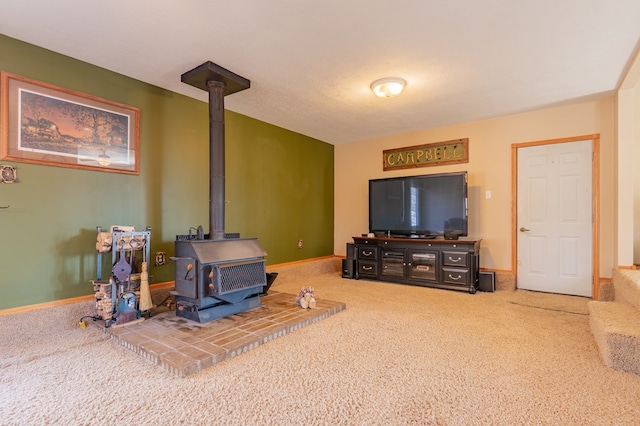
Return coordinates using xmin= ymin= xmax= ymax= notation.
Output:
xmin=350 ymin=236 xmax=481 ymax=293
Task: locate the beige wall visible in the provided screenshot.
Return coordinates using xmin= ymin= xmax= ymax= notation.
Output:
xmin=334 ymin=97 xmax=615 ymax=278
xmin=617 ymin=83 xmax=639 ymax=267
xmin=635 ymin=83 xmax=640 ymax=265
xmin=618 ymin=49 xmax=640 ymax=266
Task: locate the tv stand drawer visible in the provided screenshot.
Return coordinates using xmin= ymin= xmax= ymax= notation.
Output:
xmin=357 ymin=260 xmax=378 ymax=277
xmin=442 ymin=251 xmax=469 ymax=268
xmin=358 ymin=247 xmax=378 ymax=261
xmin=442 ymin=267 xmax=470 ymax=285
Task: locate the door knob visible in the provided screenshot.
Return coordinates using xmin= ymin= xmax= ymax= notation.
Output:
xmin=519 ymin=227 xmax=530 ymax=232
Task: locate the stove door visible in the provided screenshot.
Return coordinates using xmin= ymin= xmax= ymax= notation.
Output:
xmin=173 ymin=257 xmax=198 ymax=299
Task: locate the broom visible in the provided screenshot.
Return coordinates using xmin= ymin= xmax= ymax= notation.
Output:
xmin=138 ymin=262 xmax=153 ymax=313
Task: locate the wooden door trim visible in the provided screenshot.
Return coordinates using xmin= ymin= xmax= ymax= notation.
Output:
xmin=511 ymin=134 xmax=600 ymax=298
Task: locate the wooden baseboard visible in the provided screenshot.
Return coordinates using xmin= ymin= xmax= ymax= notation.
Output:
xmin=480 ymin=268 xmax=513 ymax=275
xmin=265 ymin=255 xmax=338 ymax=270
xmin=618 ymin=265 xmax=638 ymax=270
xmin=0 ymin=281 xmax=175 ymax=316
xmin=0 ymin=256 xmax=339 ymax=315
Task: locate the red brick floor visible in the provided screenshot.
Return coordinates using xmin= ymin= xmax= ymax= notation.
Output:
xmin=95 ymin=292 xmax=345 ymax=377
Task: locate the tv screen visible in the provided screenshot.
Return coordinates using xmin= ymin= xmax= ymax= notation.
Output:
xmin=369 ymin=171 xmax=468 ymax=238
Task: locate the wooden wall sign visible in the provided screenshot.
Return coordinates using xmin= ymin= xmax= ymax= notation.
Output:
xmin=383 ymin=138 xmax=468 ymax=171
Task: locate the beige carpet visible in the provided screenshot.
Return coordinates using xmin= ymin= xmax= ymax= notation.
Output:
xmin=506 ymin=288 xmax=590 ymax=315
xmin=1 ymin=260 xmax=640 ymax=425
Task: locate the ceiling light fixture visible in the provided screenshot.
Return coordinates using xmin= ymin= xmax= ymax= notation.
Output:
xmin=370 ymin=77 xmax=406 ymax=98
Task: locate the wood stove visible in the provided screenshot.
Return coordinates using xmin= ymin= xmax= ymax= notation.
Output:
xmin=173 ymin=236 xmax=267 ymax=322
xmin=171 ymin=62 xmax=271 ymax=323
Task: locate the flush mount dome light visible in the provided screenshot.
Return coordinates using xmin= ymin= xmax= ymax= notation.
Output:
xmin=370 ymin=77 xmax=406 ymax=98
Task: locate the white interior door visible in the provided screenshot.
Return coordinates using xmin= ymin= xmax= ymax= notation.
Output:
xmin=516 ymin=140 xmax=592 ymax=297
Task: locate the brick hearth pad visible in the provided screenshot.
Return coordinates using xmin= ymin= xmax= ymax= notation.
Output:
xmin=94 ymin=292 xmax=345 ymax=377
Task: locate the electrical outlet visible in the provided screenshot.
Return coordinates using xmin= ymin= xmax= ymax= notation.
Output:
xmin=298 ymin=239 xmax=304 ymax=249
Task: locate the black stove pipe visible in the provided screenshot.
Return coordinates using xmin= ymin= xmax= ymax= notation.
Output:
xmin=180 ymin=61 xmax=251 ymax=241
xmin=207 ymin=80 xmax=226 ymax=241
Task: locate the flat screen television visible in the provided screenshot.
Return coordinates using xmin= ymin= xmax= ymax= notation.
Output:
xmin=369 ymin=171 xmax=468 ymax=238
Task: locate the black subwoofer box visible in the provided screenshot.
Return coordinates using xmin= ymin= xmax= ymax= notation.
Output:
xmin=479 ymin=271 xmax=495 ymax=292
xmin=346 ymin=243 xmax=356 ymax=259
xmin=342 ymin=259 xmax=356 ymax=279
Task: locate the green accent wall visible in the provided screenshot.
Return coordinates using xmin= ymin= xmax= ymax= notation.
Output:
xmin=0 ymin=35 xmax=334 ymax=309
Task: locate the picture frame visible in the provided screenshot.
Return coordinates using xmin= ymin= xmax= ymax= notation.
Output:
xmin=0 ymin=72 xmax=140 ymax=174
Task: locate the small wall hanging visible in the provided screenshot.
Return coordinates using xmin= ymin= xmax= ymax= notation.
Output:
xmin=0 ymin=164 xmax=17 ymax=183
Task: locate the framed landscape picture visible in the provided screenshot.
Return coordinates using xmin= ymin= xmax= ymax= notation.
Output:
xmin=0 ymin=72 xmax=140 ymax=174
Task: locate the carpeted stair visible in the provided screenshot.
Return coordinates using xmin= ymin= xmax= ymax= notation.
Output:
xmin=588 ymin=269 xmax=640 ymax=375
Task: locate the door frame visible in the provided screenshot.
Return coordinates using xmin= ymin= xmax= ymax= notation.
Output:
xmin=511 ymin=134 xmax=600 ymax=298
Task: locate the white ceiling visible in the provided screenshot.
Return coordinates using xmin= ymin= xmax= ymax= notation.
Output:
xmin=1 ymin=1 xmax=639 ymax=145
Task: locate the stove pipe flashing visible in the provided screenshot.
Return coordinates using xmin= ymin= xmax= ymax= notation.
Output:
xmin=181 ymin=61 xmax=251 ymax=240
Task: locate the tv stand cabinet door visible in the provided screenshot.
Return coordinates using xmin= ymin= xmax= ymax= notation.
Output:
xmin=380 ymin=249 xmax=405 ymax=278
xmin=408 ymin=249 xmax=439 ymax=282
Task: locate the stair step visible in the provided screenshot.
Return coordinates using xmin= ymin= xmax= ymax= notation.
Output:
xmin=612 ymin=269 xmax=640 ymax=309
xmin=588 ymin=301 xmax=640 ymax=375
